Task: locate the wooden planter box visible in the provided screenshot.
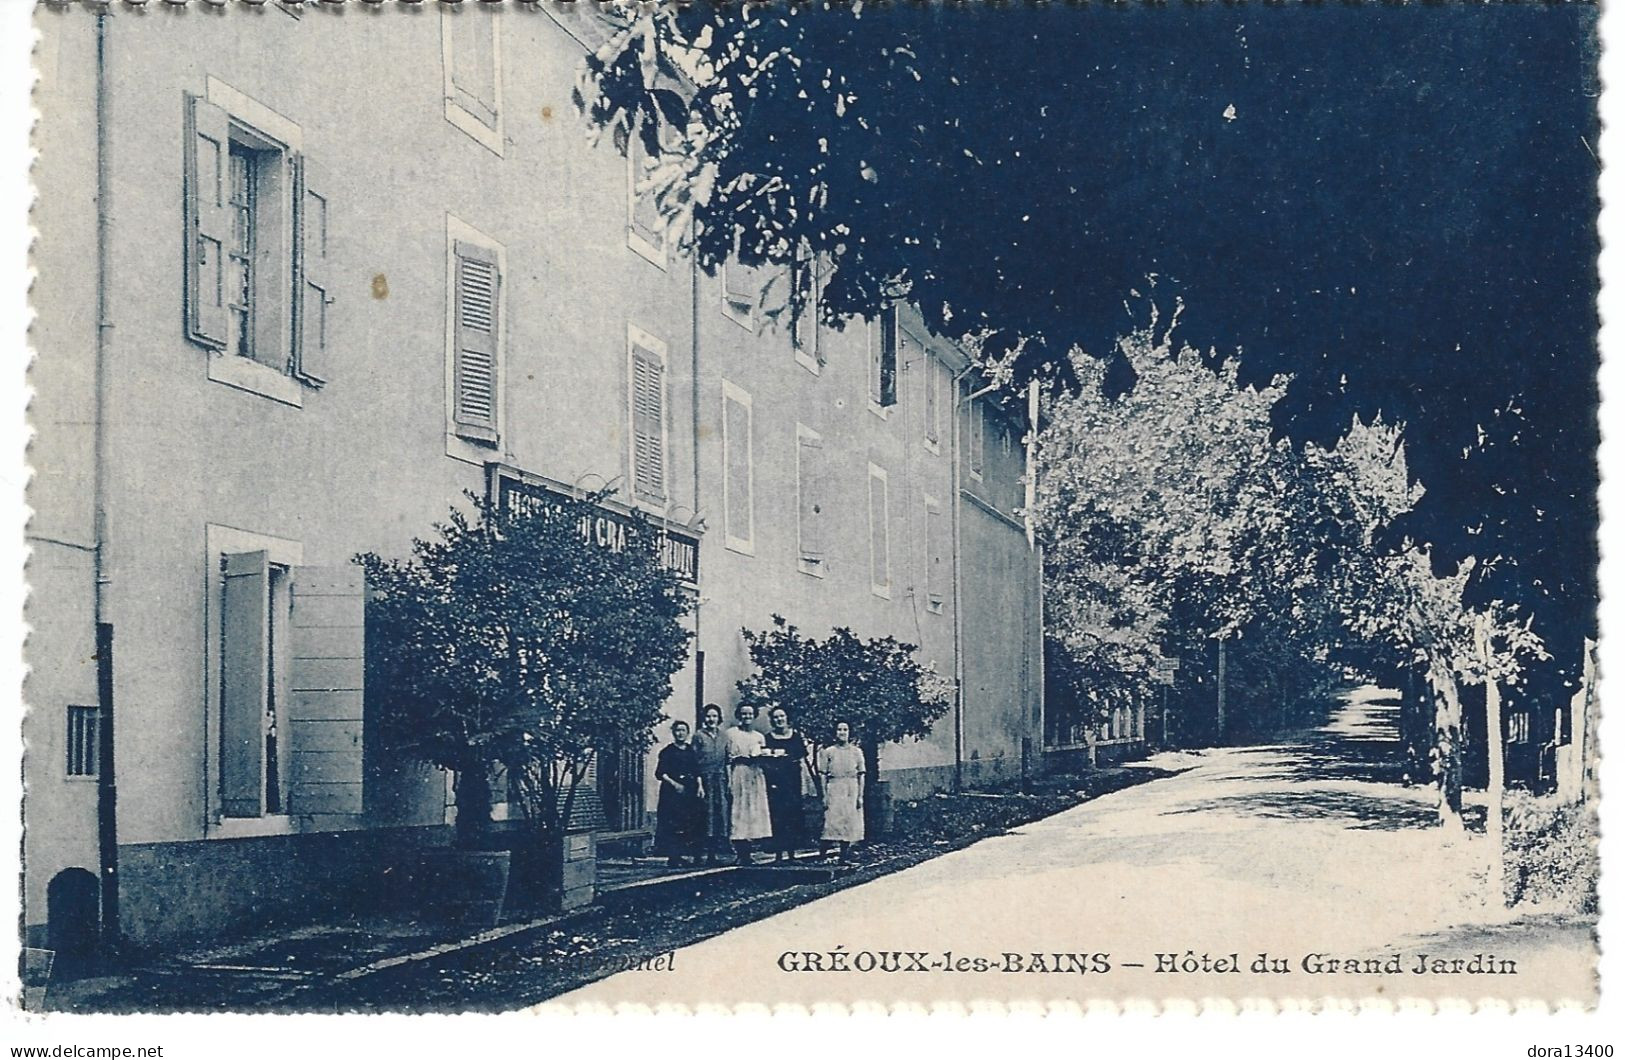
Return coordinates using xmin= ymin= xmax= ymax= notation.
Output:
xmin=417 ymin=849 xmax=512 ymax=928
xmin=508 ymin=830 xmax=597 ymax=913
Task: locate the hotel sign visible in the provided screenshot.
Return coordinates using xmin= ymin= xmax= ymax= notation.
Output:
xmin=491 ymin=470 xmax=700 ymax=585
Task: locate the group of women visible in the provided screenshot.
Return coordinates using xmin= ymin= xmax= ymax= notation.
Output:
xmin=652 ymin=703 xmax=867 ymax=867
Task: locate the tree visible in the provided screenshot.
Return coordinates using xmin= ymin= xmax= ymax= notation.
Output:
xmin=576 ymin=4 xmax=1597 ymax=696
xmin=357 ymin=491 xmax=693 ymax=849
xmin=735 ymin=616 xmax=952 ymax=793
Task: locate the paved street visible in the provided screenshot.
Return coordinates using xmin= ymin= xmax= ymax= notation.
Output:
xmin=553 ymin=688 xmax=1595 ymax=1007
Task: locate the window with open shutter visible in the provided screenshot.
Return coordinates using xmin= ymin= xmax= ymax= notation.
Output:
xmin=723 ymin=382 xmax=754 ymax=552
xmin=630 ymin=343 xmax=667 ymax=502
xmin=220 ymin=550 xmax=270 ymax=817
xmin=868 ymin=465 xmax=890 ymax=598
xmin=871 ymin=307 xmax=899 ymax=408
xmin=790 ymin=249 xmax=821 ymax=368
xmin=797 ymin=429 xmax=825 ymax=573
xmin=186 ymin=94 xmax=232 ymax=350
xmin=287 ymin=566 xmax=365 ymax=818
xmin=293 ymin=154 xmax=332 ymax=386
xmin=453 ymin=240 xmax=501 ymax=444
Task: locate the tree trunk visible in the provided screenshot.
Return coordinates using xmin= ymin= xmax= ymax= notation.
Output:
xmin=1215 ymin=637 xmax=1227 ymax=743
xmin=1430 ymin=665 xmax=1464 ymax=833
xmin=1477 ymin=622 xmax=1506 ymax=906
xmin=454 ymin=763 xmax=495 ymax=850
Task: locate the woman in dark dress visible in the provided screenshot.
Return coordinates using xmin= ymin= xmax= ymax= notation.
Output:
xmin=762 ymin=707 xmax=811 ymax=863
xmin=653 ymin=720 xmax=705 ymax=867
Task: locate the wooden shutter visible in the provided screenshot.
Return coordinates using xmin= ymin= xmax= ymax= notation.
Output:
xmin=926 ymin=500 xmax=945 ymax=607
xmin=723 ymin=259 xmax=754 ymax=322
xmin=185 ymin=94 xmax=232 ymax=350
xmin=723 ymin=389 xmax=752 ymax=545
xmin=797 ymin=433 xmax=825 ymax=563
xmin=923 ymin=357 xmax=940 ymax=445
xmin=287 ymin=565 xmax=365 ymax=817
xmin=293 ymin=154 xmax=333 ymax=385
xmin=453 ymin=241 xmax=500 ymax=443
xmin=631 ymin=346 xmax=666 ymax=500
xmin=868 ymin=469 xmax=889 ymax=592
xmin=220 ymin=550 xmax=270 ymax=818
xmin=969 ymin=396 xmax=985 ymax=474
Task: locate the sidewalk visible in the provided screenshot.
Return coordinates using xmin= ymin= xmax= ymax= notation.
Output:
xmin=39 ymin=856 xmax=740 ymax=1013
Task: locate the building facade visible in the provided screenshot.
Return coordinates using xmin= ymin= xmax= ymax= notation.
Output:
xmin=25 ymin=4 xmax=1042 ymax=952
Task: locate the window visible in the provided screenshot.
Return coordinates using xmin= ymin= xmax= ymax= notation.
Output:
xmin=924 ymin=494 xmax=946 ymax=613
xmin=967 ymin=391 xmax=985 ymax=480
xmin=868 ymin=464 xmax=891 ymax=598
xmin=1508 ymin=712 xmax=1531 ymax=744
xmin=796 ymin=425 xmax=826 ymax=576
xmin=185 ymin=84 xmax=327 ymax=403
xmin=922 ymin=356 xmax=943 ymax=451
xmin=870 ymin=306 xmax=898 ymax=409
xmin=627 ymin=126 xmax=666 ymax=267
xmin=451 ymin=239 xmax=502 ymax=446
xmin=66 ymin=706 xmax=99 ymax=778
xmin=722 ymin=381 xmax=754 ymax=554
xmin=213 ymin=531 xmax=365 ymax=827
xmin=441 ymin=3 xmax=503 ymax=155
xmin=790 ymin=248 xmax=821 ymax=371
xmin=629 ymin=327 xmax=669 ymax=504
xmin=723 ymin=258 xmax=756 ymax=329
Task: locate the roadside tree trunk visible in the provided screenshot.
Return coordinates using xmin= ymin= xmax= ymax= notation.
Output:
xmin=1429 ymin=665 xmax=1465 ymax=833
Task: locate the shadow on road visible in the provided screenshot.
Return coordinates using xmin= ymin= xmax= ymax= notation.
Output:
xmin=1166 ymin=691 xmax=1438 ymax=832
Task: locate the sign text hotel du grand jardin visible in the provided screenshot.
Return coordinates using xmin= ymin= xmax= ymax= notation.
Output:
xmin=487 ymin=464 xmax=701 ymax=585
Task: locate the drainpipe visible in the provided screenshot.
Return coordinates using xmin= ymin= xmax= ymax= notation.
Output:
xmin=689 ymin=253 xmax=703 ymax=716
xmin=949 ymin=364 xmax=999 ymax=792
xmin=93 ymin=9 xmax=120 ymax=950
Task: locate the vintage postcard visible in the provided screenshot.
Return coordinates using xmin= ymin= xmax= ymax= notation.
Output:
xmin=16 ymin=0 xmax=1604 ymax=1019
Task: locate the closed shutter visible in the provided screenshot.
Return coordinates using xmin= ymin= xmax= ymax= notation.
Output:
xmin=453 ymin=241 xmax=500 ymax=443
xmin=293 ymin=154 xmax=333 ymax=385
xmin=221 ymin=550 xmax=270 ymax=818
xmin=723 ymin=259 xmax=755 ymax=324
xmin=629 ymin=135 xmax=663 ymax=248
xmin=185 ymin=94 xmax=232 ymax=350
xmin=723 ymin=388 xmax=752 ymax=547
xmin=797 ymin=433 xmax=825 ymax=564
xmin=631 ymin=346 xmax=666 ymax=501
xmin=287 ymin=565 xmax=365 ymax=817
xmin=869 ymin=469 xmax=889 ymax=593
xmin=925 ymin=500 xmax=946 ymax=608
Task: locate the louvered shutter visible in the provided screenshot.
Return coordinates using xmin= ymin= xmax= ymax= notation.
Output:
xmin=797 ymin=434 xmax=825 ymax=564
xmin=630 ymin=347 xmax=666 ymax=501
xmin=221 ymin=550 xmax=270 ymax=817
xmin=453 ymin=241 xmax=500 ymax=443
xmin=926 ymin=501 xmax=946 ymax=607
xmin=869 ymin=470 xmax=889 ymax=592
xmin=287 ymin=565 xmax=365 ymax=818
xmin=185 ymin=94 xmax=232 ymax=350
xmin=724 ymin=390 xmax=752 ymax=546
xmin=293 ymin=154 xmax=333 ymax=385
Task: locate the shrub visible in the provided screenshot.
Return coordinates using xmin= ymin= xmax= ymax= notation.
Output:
xmin=1503 ymin=792 xmax=1598 ymax=914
